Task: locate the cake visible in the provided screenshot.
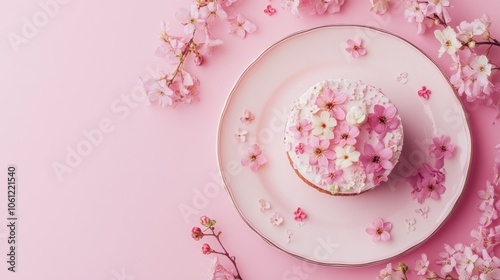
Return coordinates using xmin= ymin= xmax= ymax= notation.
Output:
xmin=284 ymin=79 xmax=404 ymax=195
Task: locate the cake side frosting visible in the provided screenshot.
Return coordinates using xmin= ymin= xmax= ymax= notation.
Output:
xmin=284 ymin=79 xmax=404 ymax=195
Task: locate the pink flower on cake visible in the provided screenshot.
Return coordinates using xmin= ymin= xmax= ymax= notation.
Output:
xmin=360 ymin=142 xmax=394 ymax=174
xmin=373 ymin=171 xmax=388 ymax=186
xmin=315 ymin=87 xmax=347 ymax=120
xmin=321 ymin=162 xmax=344 ymax=185
xmin=366 ymin=218 xmax=392 ymax=242
xmin=334 ymin=145 xmax=360 ymax=168
xmin=240 ymin=109 xmax=255 ymax=124
xmin=345 ymin=37 xmax=367 ymax=59
xmin=294 ymin=143 xmax=305 ymax=154
xmin=241 ymin=144 xmax=267 ymax=172
xmin=368 ymin=104 xmax=400 ymax=136
xmin=293 ymin=207 xmax=307 ymax=222
xmin=311 ymin=111 xmax=337 ymax=139
xmin=332 ymin=123 xmax=359 ymax=147
xmin=304 ymin=136 xmax=335 ymax=167
xmin=290 ymin=119 xmax=312 ymax=139
xmin=270 ymin=212 xmax=283 ymax=226
xmin=228 ymin=14 xmax=256 ymax=39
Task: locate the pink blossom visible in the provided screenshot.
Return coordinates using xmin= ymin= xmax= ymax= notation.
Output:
xmin=241 ymin=144 xmax=267 ymax=172
xmin=415 ymin=253 xmax=430 ymax=275
xmin=264 ymin=5 xmax=277 ymax=16
xmin=404 ymin=0 xmax=427 ymax=23
xmin=416 ymin=177 xmax=446 ymax=203
xmin=376 ymin=263 xmax=405 ymax=280
xmin=240 ymin=110 xmax=255 ymax=124
xmin=315 ymin=87 xmax=347 ymax=120
xmin=281 ymin=0 xmax=302 ymax=17
xmin=332 ymin=123 xmax=359 ymax=147
xmin=345 ymin=37 xmax=367 ymax=59
xmin=293 ymin=207 xmax=307 ymax=222
xmin=155 ymin=23 xmax=186 ymax=64
xmin=478 ymin=181 xmax=496 ymax=211
xmin=457 ymin=246 xmax=479 ymax=275
xmin=457 ymin=18 xmax=488 ymax=42
xmin=228 ymin=14 xmax=256 ymax=39
xmin=418 ymin=86 xmax=432 ymax=99
xmin=368 ymin=105 xmax=400 ymax=136
xmin=477 ymin=249 xmax=500 ymax=279
xmin=191 ymin=227 xmax=204 ymax=240
xmin=270 ymin=212 xmax=283 ymax=226
xmin=200 ymin=216 xmax=214 ymax=227
xmin=294 ymin=143 xmax=305 ymax=154
xmin=479 ymin=205 xmax=498 ymax=227
xmin=290 ymin=119 xmax=313 ymax=139
xmin=321 ymin=162 xmax=344 ymax=185
xmin=202 ymin=243 xmax=213 ymax=255
xmin=142 ymin=78 xmax=174 ymax=107
xmin=366 ymin=218 xmax=392 ymax=242
xmin=198 ymin=32 xmax=223 ymax=56
xmin=233 ymin=128 xmax=247 ymax=143
xmin=314 ymin=0 xmax=345 ymax=15
xmin=435 ymin=26 xmax=462 ymax=58
xmin=199 ymin=2 xmax=227 ymax=21
xmin=208 ymin=257 xmax=236 ymax=280
xmin=304 ymin=136 xmax=335 ymax=167
xmin=176 ymin=4 xmax=204 ymax=34
xmin=470 ymin=225 xmax=500 ymax=253
xmin=424 ymin=0 xmax=451 ymax=22
xmin=436 ymin=243 xmax=463 ymax=275
xmin=259 ymin=199 xmax=271 ymax=211
xmin=360 ymin=142 xmax=393 ymax=174
xmin=370 ymin=0 xmax=390 ymax=15
xmin=373 ymin=171 xmax=389 ymax=186
xmin=430 ymin=135 xmax=455 ymax=168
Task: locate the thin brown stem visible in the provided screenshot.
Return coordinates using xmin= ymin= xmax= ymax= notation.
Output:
xmin=210 ymin=228 xmax=243 ymax=280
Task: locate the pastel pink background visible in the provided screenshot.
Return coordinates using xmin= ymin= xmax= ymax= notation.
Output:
xmin=0 ymin=0 xmax=499 ymax=279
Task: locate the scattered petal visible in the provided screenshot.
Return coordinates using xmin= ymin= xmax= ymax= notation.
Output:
xmin=270 ymin=212 xmax=284 ymax=226
xmin=259 ymin=199 xmax=271 ymax=211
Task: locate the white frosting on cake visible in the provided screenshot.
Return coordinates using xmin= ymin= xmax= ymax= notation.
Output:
xmin=284 ymin=79 xmax=404 ymax=195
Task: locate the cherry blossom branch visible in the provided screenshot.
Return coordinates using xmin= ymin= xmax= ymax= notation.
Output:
xmin=141 ymin=0 xmax=256 ymax=108
xmin=192 ymin=216 xmax=244 ymax=280
xmin=205 ymin=228 xmax=243 ymax=279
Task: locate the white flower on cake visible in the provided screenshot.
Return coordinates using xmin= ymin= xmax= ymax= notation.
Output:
xmin=311 ymin=111 xmax=337 ymax=139
xmin=334 ymin=145 xmax=360 ymax=168
xmin=346 ymin=106 xmax=367 ymax=126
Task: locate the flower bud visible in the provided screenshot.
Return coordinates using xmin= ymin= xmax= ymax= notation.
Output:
xmin=194 ymin=55 xmax=203 ymax=66
xmin=191 ymin=227 xmax=204 ymax=240
xmin=483 ymin=31 xmax=490 ymax=40
xmin=201 ymin=243 xmax=212 ymax=255
xmin=468 ymin=40 xmax=476 ymax=48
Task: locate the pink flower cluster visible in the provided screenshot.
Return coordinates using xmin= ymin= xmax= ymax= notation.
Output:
xmin=142 ymin=0 xmax=256 ymax=108
xmin=281 ymin=0 xmax=345 ymax=17
xmin=407 ymin=135 xmax=454 ymax=204
xmin=380 ymin=144 xmax=500 ymax=280
xmin=403 ymin=1 xmax=499 ymax=105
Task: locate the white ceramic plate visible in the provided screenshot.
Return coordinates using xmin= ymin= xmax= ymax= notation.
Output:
xmin=217 ymin=25 xmax=471 ymax=266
